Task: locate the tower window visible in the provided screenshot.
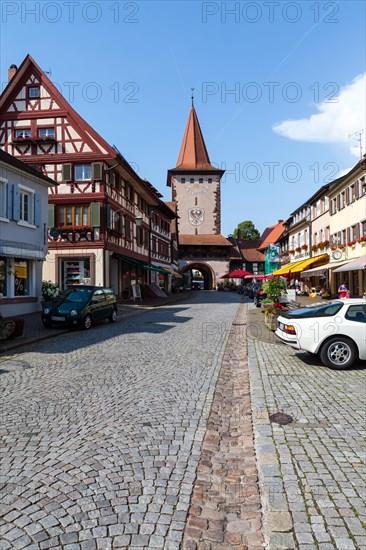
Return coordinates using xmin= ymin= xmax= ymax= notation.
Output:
xmin=199 ymin=178 xmax=203 ymax=184
xmin=190 ymin=178 xmax=194 ymax=184
xmin=208 ymin=178 xmax=213 ymax=184
xmin=180 ymin=178 xmax=185 ymax=184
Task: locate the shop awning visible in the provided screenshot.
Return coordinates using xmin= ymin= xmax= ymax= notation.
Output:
xmin=333 ymin=255 xmax=366 ymax=273
xmin=143 ymin=263 xmax=170 ymax=274
xmin=272 ymin=254 xmax=328 ymax=276
xmin=113 ymin=253 xmax=147 ymax=267
xmin=162 ymin=268 xmax=183 ymax=278
xmin=301 ymin=260 xmax=348 ymax=277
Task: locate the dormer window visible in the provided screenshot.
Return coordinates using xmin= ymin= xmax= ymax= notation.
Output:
xmin=28 ymin=86 xmax=39 ymax=98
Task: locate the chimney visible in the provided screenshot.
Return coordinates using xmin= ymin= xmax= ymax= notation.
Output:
xmin=8 ymin=64 xmax=17 ymax=82
xmin=278 ymin=219 xmax=283 ymax=224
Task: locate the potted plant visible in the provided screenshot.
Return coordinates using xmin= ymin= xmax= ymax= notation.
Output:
xmin=262 ymin=277 xmax=288 ymax=304
xmin=264 ymin=303 xmax=287 ymax=331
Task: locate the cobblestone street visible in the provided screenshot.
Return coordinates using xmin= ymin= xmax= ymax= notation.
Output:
xmin=247 ymin=303 xmax=366 ymax=550
xmin=0 ymin=293 xmax=241 ymax=549
xmin=0 ymin=294 xmax=365 ymax=550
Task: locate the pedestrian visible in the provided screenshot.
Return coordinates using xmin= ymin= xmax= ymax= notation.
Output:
xmin=338 ymin=281 xmax=349 ymax=299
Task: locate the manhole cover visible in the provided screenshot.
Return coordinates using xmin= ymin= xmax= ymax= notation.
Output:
xmin=269 ymin=412 xmax=293 ymax=425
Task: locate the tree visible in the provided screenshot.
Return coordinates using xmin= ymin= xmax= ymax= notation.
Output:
xmin=233 ymin=221 xmax=260 ymax=240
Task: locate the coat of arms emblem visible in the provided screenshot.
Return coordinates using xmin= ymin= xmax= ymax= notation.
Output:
xmin=188 ymin=208 xmax=204 ymax=226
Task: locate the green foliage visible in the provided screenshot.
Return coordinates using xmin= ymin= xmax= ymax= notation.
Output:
xmin=262 ymin=278 xmax=287 ymax=303
xmin=42 ymin=280 xmax=60 ymax=302
xmin=233 ymin=220 xmax=260 ymax=240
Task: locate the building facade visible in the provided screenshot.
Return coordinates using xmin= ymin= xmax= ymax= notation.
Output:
xmin=167 ymin=104 xmax=237 ymax=289
xmin=0 ymin=149 xmax=54 ymax=316
xmin=0 ymin=55 xmax=176 ymax=298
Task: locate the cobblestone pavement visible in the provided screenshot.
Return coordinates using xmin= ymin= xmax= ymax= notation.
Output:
xmin=0 ymin=293 xmax=241 ymax=549
xmin=183 ymin=304 xmax=263 ymax=549
xmin=247 ymin=303 xmax=366 ymax=550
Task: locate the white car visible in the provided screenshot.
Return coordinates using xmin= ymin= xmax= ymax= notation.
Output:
xmin=275 ymin=298 xmax=366 ymax=369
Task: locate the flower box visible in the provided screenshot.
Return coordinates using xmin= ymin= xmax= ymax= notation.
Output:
xmin=347 ymin=241 xmax=356 ymax=246
xmin=264 ymin=312 xmax=279 ymax=331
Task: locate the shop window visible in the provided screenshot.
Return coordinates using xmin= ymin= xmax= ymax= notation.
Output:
xmin=0 ymin=258 xmax=7 ymax=297
xmin=62 ymin=258 xmax=91 ymax=288
xmin=75 ymin=165 xmax=91 ymax=181
xmin=14 ymin=260 xmax=30 ymax=296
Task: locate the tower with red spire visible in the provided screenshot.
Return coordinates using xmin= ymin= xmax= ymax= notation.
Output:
xmin=167 ymin=104 xmax=238 ymax=290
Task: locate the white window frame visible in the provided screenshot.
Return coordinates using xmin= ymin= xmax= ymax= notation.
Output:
xmin=75 ymin=164 xmax=92 ymax=181
xmin=38 ymin=127 xmax=55 ymax=138
xmin=18 ymin=184 xmax=36 ymax=227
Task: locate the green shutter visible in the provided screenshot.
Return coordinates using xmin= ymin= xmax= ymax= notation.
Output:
xmin=91 ymin=202 xmax=100 ymax=227
xmin=48 ymin=204 xmax=54 ymax=228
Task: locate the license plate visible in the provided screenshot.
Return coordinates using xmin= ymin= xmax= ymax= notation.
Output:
xmin=51 ymin=316 xmax=65 ymax=321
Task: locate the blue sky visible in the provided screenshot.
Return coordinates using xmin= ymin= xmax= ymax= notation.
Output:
xmin=1 ymin=0 xmax=365 ymax=235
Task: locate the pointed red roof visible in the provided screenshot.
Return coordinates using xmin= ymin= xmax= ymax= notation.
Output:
xmin=175 ymin=107 xmax=217 ymax=170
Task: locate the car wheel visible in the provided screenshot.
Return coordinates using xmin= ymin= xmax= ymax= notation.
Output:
xmin=42 ymin=319 xmax=53 ymax=328
xmin=109 ymin=309 xmax=117 ymax=323
xmin=320 ymin=337 xmax=357 ymax=369
xmin=82 ymin=314 xmax=92 ymax=330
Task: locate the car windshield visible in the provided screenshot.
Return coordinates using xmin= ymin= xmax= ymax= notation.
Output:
xmin=60 ymin=289 xmax=93 ymax=303
xmin=287 ymin=301 xmax=344 ymax=317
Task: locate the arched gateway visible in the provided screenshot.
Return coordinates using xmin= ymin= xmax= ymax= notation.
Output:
xmin=167 ymin=102 xmax=237 ymax=281
xmin=180 ymin=262 xmax=215 ymax=290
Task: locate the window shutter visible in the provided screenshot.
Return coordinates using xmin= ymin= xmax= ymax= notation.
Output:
xmin=48 ymin=204 xmax=55 ymax=228
xmin=337 ymin=194 xmax=340 ymax=210
xmin=355 ymin=180 xmax=360 ymax=199
xmin=118 ymin=213 xmax=123 ymax=234
xmin=91 ymin=202 xmax=100 ymax=227
xmin=13 ymin=185 xmax=20 ymax=221
xmin=62 ymin=163 xmax=72 ymax=182
xmin=34 ymin=193 xmax=41 ymax=226
xmin=355 ymin=223 xmax=360 ymax=239
xmin=6 ymin=183 xmax=13 ymax=219
xmin=106 ymin=205 xmax=112 ymax=228
xmin=92 ymin=162 xmax=103 ymax=181
xmin=346 ymin=228 xmax=351 ymax=242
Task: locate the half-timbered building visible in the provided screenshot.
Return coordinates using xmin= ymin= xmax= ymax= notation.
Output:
xmin=0 ymin=55 xmax=175 ymax=297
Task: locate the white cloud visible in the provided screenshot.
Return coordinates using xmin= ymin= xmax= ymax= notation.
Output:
xmin=273 ymin=73 xmax=365 ymax=157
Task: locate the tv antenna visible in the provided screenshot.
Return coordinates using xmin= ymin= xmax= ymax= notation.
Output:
xmin=348 ymin=129 xmax=364 ymax=159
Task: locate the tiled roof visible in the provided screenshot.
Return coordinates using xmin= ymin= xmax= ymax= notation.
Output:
xmin=174 ymin=107 xmax=217 ymax=171
xmin=179 ymin=234 xmax=233 ymax=246
xmin=258 ymin=222 xmax=285 ymax=251
xmin=0 ymin=149 xmax=55 ymax=186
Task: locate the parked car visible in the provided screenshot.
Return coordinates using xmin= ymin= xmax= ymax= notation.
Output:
xmin=191 ymin=281 xmax=204 ymax=290
xmin=42 ymin=286 xmax=118 ymax=329
xmin=275 ymin=299 xmax=366 ymax=369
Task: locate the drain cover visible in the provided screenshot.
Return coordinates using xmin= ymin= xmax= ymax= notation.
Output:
xmin=269 ymin=412 xmax=293 ymax=425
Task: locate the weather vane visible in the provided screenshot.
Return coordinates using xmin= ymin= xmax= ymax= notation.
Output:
xmin=191 ymin=87 xmax=195 ymax=106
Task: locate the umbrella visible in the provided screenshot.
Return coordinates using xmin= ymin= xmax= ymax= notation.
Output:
xmin=255 ymin=274 xmax=273 ymax=281
xmin=220 ymin=272 xmax=232 ymax=279
xmin=227 ymin=269 xmax=253 ymax=278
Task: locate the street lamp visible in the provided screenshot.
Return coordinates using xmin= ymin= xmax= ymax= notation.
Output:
xmin=135 ymin=215 xmax=143 ymax=227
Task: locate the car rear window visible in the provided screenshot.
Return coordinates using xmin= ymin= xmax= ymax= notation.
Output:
xmin=284 ymin=302 xmax=343 ymax=318
xmin=345 ymin=305 xmax=366 ymax=323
